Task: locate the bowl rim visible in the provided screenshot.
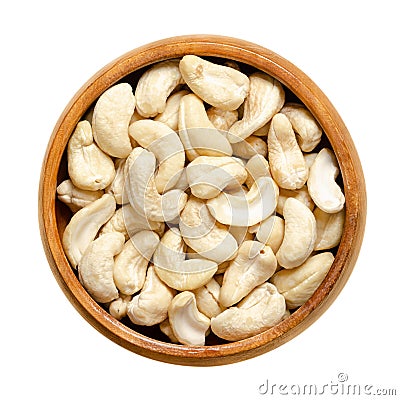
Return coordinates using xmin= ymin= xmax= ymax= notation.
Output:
xmin=38 ymin=34 xmax=367 ymax=366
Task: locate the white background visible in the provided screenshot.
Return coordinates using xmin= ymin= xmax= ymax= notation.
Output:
xmin=2 ymin=1 xmax=399 ymax=398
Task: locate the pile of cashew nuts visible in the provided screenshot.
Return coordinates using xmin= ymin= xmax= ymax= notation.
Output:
xmin=58 ymin=55 xmax=345 ymax=345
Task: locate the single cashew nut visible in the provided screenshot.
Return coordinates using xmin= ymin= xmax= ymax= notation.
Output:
xmin=245 ymin=154 xmax=271 ymax=188
xmin=276 ymin=197 xmax=317 ymax=269
xmin=276 ymin=186 xmax=314 ymax=215
xmin=219 ymin=241 xmax=277 ymax=307
xmin=211 ymin=282 xmax=286 ymax=341
xmin=307 ymin=148 xmax=345 ymax=213
xmin=168 ymin=291 xmax=210 ymax=346
xmin=109 ymin=294 xmax=132 ymax=320
xmin=129 ymin=120 xmax=185 ymax=193
xmin=92 ymin=83 xmax=135 ymax=158
xmin=231 ymin=136 xmax=267 ymax=160
xmin=270 ymin=252 xmax=334 ymax=309
xmin=268 ymin=113 xmax=308 ymax=190
xmin=179 ymin=55 xmax=249 ymax=111
xmin=207 ymin=107 xmax=238 ymax=131
xmin=57 ymin=179 xmax=103 ymax=213
xmin=105 ymin=158 xmax=127 ymax=204
xmin=154 ymin=89 xmax=190 ymax=130
xmin=178 ymin=94 xmax=233 ymax=161
xmin=206 ymin=177 xmax=279 ymax=227
xmin=78 ymin=232 xmax=125 ymax=303
xmin=67 ymin=120 xmax=115 ymax=191
xmin=186 ymin=156 xmax=247 ymax=199
xmin=135 ymin=60 xmax=184 ymax=117
xmin=256 ymin=215 xmax=285 ymax=254
xmin=228 ymin=72 xmax=285 ymax=143
xmin=179 ymin=196 xmax=238 ymax=263
xmin=124 ymin=147 xmax=187 ymax=222
xmin=153 ymin=228 xmax=218 ymax=291
xmin=63 ymin=194 xmax=116 ymax=269
xmin=280 ymin=102 xmax=322 ymax=152
xmin=127 ymin=265 xmax=176 ymax=326
xmin=113 ymin=231 xmax=160 ymax=295
xmin=192 ymin=278 xmax=225 ymax=318
xmin=314 ymin=208 xmax=345 ymax=250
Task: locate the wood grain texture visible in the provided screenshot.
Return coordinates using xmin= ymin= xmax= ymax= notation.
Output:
xmin=38 ymin=35 xmax=367 ymax=366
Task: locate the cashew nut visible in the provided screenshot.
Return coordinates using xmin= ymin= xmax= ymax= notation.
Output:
xmin=231 ymin=136 xmax=267 ymax=159
xmin=124 ymin=147 xmax=187 ymax=222
xmin=154 ymin=89 xmax=190 ymax=130
xmin=270 ymin=252 xmax=334 ymax=309
xmin=314 ymin=208 xmax=345 ymax=250
xmin=276 ymin=186 xmax=314 ymax=215
xmin=109 ymin=294 xmax=132 ymax=320
xmin=276 ymin=197 xmax=317 ymax=269
xmin=135 ymin=60 xmax=184 ymax=117
xmin=67 ymin=120 xmax=115 ymax=191
xmin=179 ymin=55 xmax=249 ymax=111
xmin=178 ymin=93 xmax=233 ymax=161
xmin=245 ymin=154 xmax=271 ymax=188
xmin=105 ymin=158 xmax=127 ymax=204
xmin=211 ymin=282 xmax=286 ymax=341
xmin=267 ymin=113 xmax=308 ymax=190
xmin=307 ymin=148 xmax=345 ymax=213
xmin=255 ymin=215 xmax=285 ymax=254
xmin=192 ymin=278 xmax=225 ymax=318
xmin=92 ymin=83 xmax=135 ymax=158
xmin=186 ymin=156 xmax=247 ymax=199
xmin=62 ymin=194 xmax=116 ymax=269
xmin=207 ymin=107 xmax=238 ymax=131
xmin=179 ymin=196 xmax=238 ymax=263
xmin=113 ymin=231 xmax=160 ymax=295
xmin=168 ymin=291 xmax=210 ymax=346
xmin=129 ymin=119 xmax=185 ymax=193
xmin=206 ymin=177 xmax=279 ymax=227
xmin=78 ymin=232 xmax=125 ymax=303
xmin=228 ymin=72 xmax=285 ymax=143
xmin=153 ymin=228 xmax=218 ymax=291
xmin=219 ymin=241 xmax=277 ymax=307
xmin=57 ymin=179 xmax=103 ymax=213
xmin=280 ymin=102 xmax=322 ymax=152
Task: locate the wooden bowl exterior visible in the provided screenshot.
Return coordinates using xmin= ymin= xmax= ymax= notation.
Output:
xmin=38 ymin=35 xmax=367 ymax=366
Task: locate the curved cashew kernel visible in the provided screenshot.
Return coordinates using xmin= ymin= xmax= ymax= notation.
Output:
xmin=206 ymin=177 xmax=279 ymax=227
xmin=121 ymin=204 xmax=165 ymax=237
xmin=113 ymin=231 xmax=160 ymax=295
xmin=314 ymin=208 xmax=345 ymax=250
xmin=124 ymin=147 xmax=187 ymax=222
xmin=211 ymin=282 xmax=286 ymax=341
xmin=129 ymin=120 xmax=185 ymax=193
xmin=245 ymin=154 xmax=271 ymax=188
xmin=231 ymin=136 xmax=267 ymax=159
xmin=153 ymin=228 xmax=218 ymax=291
xmin=268 ymin=113 xmax=308 ymax=190
xmin=67 ymin=120 xmax=115 ymax=191
xmin=193 ymin=278 xmax=225 ymax=318
xmin=179 ymin=55 xmax=249 ymax=111
xmin=109 ymin=294 xmax=132 ymax=320
xmin=228 ymin=72 xmax=285 ymax=143
xmin=127 ymin=265 xmax=176 ymax=326
xmin=307 ymin=148 xmax=345 ymax=213
xmin=276 ymin=186 xmax=314 ymax=215
xmin=168 ymin=291 xmax=210 ymax=346
xmin=105 ymin=158 xmax=127 ymax=204
xmin=159 ymin=319 xmax=179 ymax=343
xmin=135 ymin=60 xmax=184 ymax=117
xmin=186 ymin=156 xmax=247 ymax=199
xmin=276 ymin=197 xmax=317 ymax=269
xmin=57 ymin=179 xmax=103 ymax=213
xmin=78 ymin=232 xmax=125 ymax=303
xmin=62 ymin=194 xmax=116 ymax=269
xmin=207 ymin=107 xmax=238 ymax=131
xmin=270 ymin=252 xmax=334 ymax=309
xmin=154 ymin=89 xmax=190 ymax=130
xmin=219 ymin=241 xmax=277 ymax=307
xmin=178 ymin=94 xmax=233 ymax=161
xmin=179 ymin=196 xmax=238 ymax=263
xmin=256 ymin=215 xmax=285 ymax=254
xmin=92 ymin=83 xmax=135 ymax=158
xmin=280 ymin=103 xmax=322 ymax=152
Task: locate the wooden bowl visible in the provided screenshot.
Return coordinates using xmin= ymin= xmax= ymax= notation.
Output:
xmin=38 ymin=35 xmax=366 ymax=366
